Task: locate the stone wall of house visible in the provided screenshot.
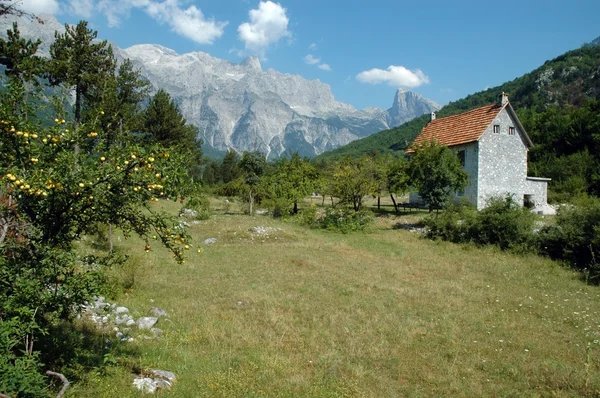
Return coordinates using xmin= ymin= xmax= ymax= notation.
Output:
xmin=451 ymin=142 xmax=479 ymax=205
xmin=477 ymin=107 xmax=533 ymax=208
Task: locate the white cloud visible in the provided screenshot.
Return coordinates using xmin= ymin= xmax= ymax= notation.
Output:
xmin=356 ymin=65 xmax=430 ymax=88
xmin=62 ymin=0 xmax=227 ymax=44
xmin=20 ymin=0 xmax=60 ymax=14
xmin=304 ymin=54 xmax=320 ymax=65
xmin=308 ymin=42 xmax=317 ymax=51
xmin=238 ymin=1 xmax=290 ymax=57
xmin=68 ymin=0 xmax=95 ymax=18
xmin=95 ymin=0 xmax=151 ymax=27
xmin=145 ymin=0 xmax=228 ymax=45
xmin=304 ymin=54 xmax=330 ymax=71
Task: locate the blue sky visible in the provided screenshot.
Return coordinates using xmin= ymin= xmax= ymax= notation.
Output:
xmin=20 ymin=0 xmax=600 ymax=110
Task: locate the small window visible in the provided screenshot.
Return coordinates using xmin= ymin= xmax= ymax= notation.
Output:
xmin=493 ymin=124 xmax=500 ymax=134
xmin=509 ymin=126 xmax=515 ymax=135
xmin=457 ymin=150 xmax=466 ymax=167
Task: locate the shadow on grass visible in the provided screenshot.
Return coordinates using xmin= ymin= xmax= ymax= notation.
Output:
xmin=37 ymin=319 xmax=142 ymax=383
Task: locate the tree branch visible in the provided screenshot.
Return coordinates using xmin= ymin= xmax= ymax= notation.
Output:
xmin=45 ymin=371 xmax=70 ymax=398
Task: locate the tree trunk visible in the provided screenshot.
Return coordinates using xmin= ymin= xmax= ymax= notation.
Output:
xmin=249 ymin=189 xmax=254 ymax=216
xmin=293 ymin=201 xmax=298 ymax=214
xmin=108 ymin=224 xmax=113 ymax=253
xmin=377 ymin=195 xmax=381 ymax=210
xmin=74 ymin=85 xmax=82 ymax=124
xmin=390 ymin=193 xmax=398 ymax=213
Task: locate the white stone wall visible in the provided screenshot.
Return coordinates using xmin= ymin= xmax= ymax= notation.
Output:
xmin=451 ymin=143 xmax=478 ymax=205
xmin=476 ymin=107 xmax=533 ymax=209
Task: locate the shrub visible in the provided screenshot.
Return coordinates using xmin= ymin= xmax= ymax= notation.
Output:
xmin=424 ymin=201 xmax=477 ymax=243
xmin=294 ymin=204 xmax=319 ymax=226
xmin=470 ymin=196 xmax=537 ymax=251
xmin=537 ymin=197 xmax=600 ymax=282
xmin=181 ymin=193 xmax=211 ymax=220
xmin=316 ymin=207 xmax=374 ymax=233
xmin=425 ymin=195 xmax=537 ymax=252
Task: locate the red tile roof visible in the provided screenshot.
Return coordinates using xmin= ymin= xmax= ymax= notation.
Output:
xmin=407 ymin=103 xmax=503 ymax=152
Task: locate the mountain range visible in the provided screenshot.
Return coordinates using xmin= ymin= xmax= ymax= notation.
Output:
xmin=0 ymin=14 xmax=439 ymax=159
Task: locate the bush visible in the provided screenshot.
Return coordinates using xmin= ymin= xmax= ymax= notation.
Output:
xmin=424 ymin=201 xmax=477 ymax=243
xmin=425 ymin=195 xmax=537 ymax=252
xmin=316 ymin=207 xmax=374 ymax=233
xmin=0 ymin=319 xmax=47 ymax=398
xmin=537 ymin=197 xmax=600 ymax=282
xmin=181 ymin=193 xmax=211 ymax=220
xmin=294 ymin=204 xmax=319 ymax=226
xmin=471 ymin=196 xmax=537 ymax=251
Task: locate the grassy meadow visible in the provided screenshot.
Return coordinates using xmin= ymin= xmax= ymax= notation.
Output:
xmin=67 ymin=198 xmax=600 ymax=397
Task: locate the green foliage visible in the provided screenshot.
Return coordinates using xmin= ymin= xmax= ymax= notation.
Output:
xmin=142 ymin=89 xmax=203 ymax=179
xmin=537 ymin=197 xmax=600 ymax=282
xmin=261 ymin=153 xmax=318 ymax=215
xmin=0 ymin=318 xmax=47 ymax=398
xmin=220 ymin=149 xmax=241 ymax=184
xmin=328 ymin=156 xmax=379 ymax=211
xmin=523 ymin=99 xmax=600 ymax=200
xmin=423 ymin=201 xmax=478 ymax=243
xmin=239 ymin=151 xmax=267 ymax=215
xmin=181 ymin=192 xmax=212 ymax=221
xmin=96 ymin=58 xmax=151 ymax=142
xmin=48 ymin=20 xmax=115 ymax=123
xmin=316 ymin=207 xmax=374 ymax=233
xmin=471 ymin=196 xmax=538 ymax=251
xmin=0 ymin=19 xmax=196 ymax=394
xmin=0 ymin=22 xmax=44 ymax=86
xmin=408 ymin=141 xmax=468 ymax=212
xmin=425 ymin=195 xmax=537 ymax=252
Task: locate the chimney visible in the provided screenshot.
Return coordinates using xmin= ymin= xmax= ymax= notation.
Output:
xmin=430 ymin=111 xmax=436 ymax=122
xmin=499 ymin=92 xmax=509 ymax=106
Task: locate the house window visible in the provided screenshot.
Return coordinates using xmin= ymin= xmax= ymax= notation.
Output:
xmin=457 ymin=150 xmax=466 ymax=167
xmin=509 ymin=126 xmax=515 ymax=135
xmin=493 ymin=124 xmax=500 ymax=134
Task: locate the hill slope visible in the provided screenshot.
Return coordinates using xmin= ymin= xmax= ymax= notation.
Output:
xmin=317 ymin=43 xmax=600 ymax=162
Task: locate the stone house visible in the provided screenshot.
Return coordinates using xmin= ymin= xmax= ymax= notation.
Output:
xmin=407 ymin=93 xmax=551 ymax=212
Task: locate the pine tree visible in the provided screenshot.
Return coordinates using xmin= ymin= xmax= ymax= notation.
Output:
xmin=48 ymin=20 xmax=115 ymax=124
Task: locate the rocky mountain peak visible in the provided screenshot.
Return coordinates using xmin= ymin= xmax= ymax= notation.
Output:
xmin=387 ymin=89 xmax=440 ymax=127
xmin=241 ymin=56 xmax=262 ymax=72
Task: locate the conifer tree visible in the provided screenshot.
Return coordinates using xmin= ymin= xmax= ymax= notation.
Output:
xmin=48 ymin=20 xmax=115 ymax=124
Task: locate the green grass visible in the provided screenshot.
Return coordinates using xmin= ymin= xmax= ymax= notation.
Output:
xmin=67 ymin=199 xmax=600 ymax=397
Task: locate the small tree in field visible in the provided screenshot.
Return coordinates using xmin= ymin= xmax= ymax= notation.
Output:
xmin=262 ymin=153 xmax=318 ymax=215
xmin=408 ymin=141 xmax=468 ymax=212
xmin=329 ymin=156 xmax=378 ymax=211
xmin=239 ymin=151 xmax=267 ymax=215
xmin=387 ymin=157 xmax=410 ymax=212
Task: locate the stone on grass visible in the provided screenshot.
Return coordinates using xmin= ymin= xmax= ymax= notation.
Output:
xmin=149 ymin=307 xmax=168 ymax=318
xmin=137 ymin=317 xmax=158 ymax=330
xmin=151 ymin=369 xmax=177 ymax=382
xmin=115 ymin=306 xmax=129 ymax=314
xmin=203 ymin=237 xmax=217 ymax=244
xmin=133 ymin=377 xmax=156 ymax=393
xmin=133 ymin=370 xmax=176 ymax=394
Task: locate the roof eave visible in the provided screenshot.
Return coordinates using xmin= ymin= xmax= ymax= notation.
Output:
xmin=506 ymin=102 xmax=534 ymax=148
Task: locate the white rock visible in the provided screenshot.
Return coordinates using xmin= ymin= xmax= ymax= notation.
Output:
xmin=137 ymin=317 xmax=158 ymax=330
